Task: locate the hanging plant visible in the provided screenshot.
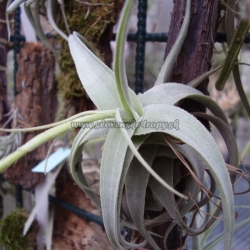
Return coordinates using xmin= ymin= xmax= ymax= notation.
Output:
xmin=1 ymin=0 xmax=248 ymax=249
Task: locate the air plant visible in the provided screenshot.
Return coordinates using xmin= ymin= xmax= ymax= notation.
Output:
xmin=0 ymin=109 xmax=22 ymax=160
xmin=0 ymin=0 xmax=247 ymax=249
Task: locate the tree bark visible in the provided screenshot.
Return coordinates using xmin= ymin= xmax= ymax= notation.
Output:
xmin=162 ymin=0 xmax=221 ymax=249
xmin=52 ymin=166 xmax=115 ymax=250
xmin=165 ymin=0 xmax=221 ymax=132
xmin=4 ymin=43 xmax=58 ymax=189
xmin=0 ymin=0 xmax=11 ymax=131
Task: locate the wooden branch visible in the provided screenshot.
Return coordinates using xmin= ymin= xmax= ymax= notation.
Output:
xmin=4 ymin=43 xmax=58 ymax=189
xmin=0 ymin=0 xmax=11 ymax=131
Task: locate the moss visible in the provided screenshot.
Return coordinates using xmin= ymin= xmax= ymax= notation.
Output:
xmin=0 ymin=209 xmax=37 ymax=250
xmin=57 ymin=0 xmax=115 ymax=102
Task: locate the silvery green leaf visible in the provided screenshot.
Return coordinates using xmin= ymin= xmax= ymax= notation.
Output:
xmin=25 ymin=0 xmax=35 ymax=5
xmin=130 ymin=91 xmax=144 ymax=118
xmin=141 ymin=136 xmax=203 ymax=215
xmin=99 ymin=119 xmax=149 ymax=249
xmin=149 ymin=142 xmax=204 ymax=216
xmin=175 ymin=144 xmax=204 ymax=212
xmin=149 ymin=157 xmax=208 ymax=236
xmin=0 ymin=112 xmax=110 ymax=172
xmin=68 ymin=32 xmax=143 ymax=117
xmin=113 ymin=0 xmax=140 ymax=119
xmin=134 ymin=104 xmax=234 ymax=250
xmin=145 ymin=194 xmax=163 ymax=211
xmin=69 ymin=32 xmax=122 ymax=110
xmin=0 ymin=110 xmax=115 ymax=132
xmin=7 ymin=0 xmax=25 ymax=13
xmin=155 ymin=144 xmax=178 ymax=158
xmin=139 ymin=83 xmax=228 ymax=123
xmin=115 ymin=108 xmax=188 ymax=200
xmin=125 ymin=145 xmax=160 ymax=249
xmin=192 ymin=112 xmax=238 ymax=168
xmin=118 ymin=135 xmax=149 ymax=249
xmin=33 ymin=0 xmax=58 ymax=57
xmin=47 ymin=0 xmax=68 ymax=41
xmin=100 ymin=126 xmax=134 ymax=249
xmin=70 ymin=126 xmax=111 ymax=208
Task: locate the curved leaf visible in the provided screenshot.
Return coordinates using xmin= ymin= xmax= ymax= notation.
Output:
xmin=115 ymin=109 xmax=188 ymax=200
xmin=192 ymin=112 xmax=238 ymax=168
xmin=69 ymin=32 xmax=122 ymax=110
xmin=139 ymin=83 xmax=228 ymax=123
xmin=47 ymin=0 xmax=68 ymax=41
xmin=118 ymin=135 xmax=149 ymax=249
xmin=0 ymin=110 xmax=115 ymax=132
xmin=114 ymin=0 xmax=139 ymax=119
xmin=154 ymin=0 xmax=191 ymax=85
xmin=0 ymin=113 xmax=110 ymax=172
xmin=68 ymin=32 xmax=143 ymax=117
xmin=134 ymin=104 xmax=234 ymax=250
xmin=149 ymin=150 xmax=208 ymax=236
xmin=7 ymin=0 xmax=25 ymax=12
xmin=100 ymin=126 xmax=134 ymax=249
xmin=216 ymin=19 xmax=249 ymax=91
xmin=125 ymin=145 xmax=160 ymax=250
xmin=70 ymin=126 xmax=111 ymax=207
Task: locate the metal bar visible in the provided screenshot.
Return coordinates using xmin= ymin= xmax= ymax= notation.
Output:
xmin=48 ymin=195 xmax=127 ymax=235
xmin=49 ymin=195 xmax=104 ymax=227
xmin=14 ymin=7 xmax=23 ymax=208
xmin=128 ymin=32 xmax=250 ymax=43
xmin=16 ymin=184 xmax=23 ymax=207
xmin=10 ymin=33 xmax=56 ymax=42
xmin=11 ymin=32 xmax=250 ymax=44
xmin=13 ymin=6 xmax=21 ymax=96
xmin=127 ymin=32 xmax=167 ymax=42
xmin=134 ymin=0 xmax=147 ymax=94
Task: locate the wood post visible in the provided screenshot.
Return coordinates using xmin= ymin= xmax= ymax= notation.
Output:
xmin=0 ymin=0 xmax=11 ymax=131
xmin=163 ymin=0 xmax=221 ymax=249
xmin=4 ymin=43 xmax=58 ymax=189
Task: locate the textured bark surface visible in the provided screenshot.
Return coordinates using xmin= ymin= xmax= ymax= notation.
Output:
xmin=165 ymin=0 xmax=220 ymax=90
xmin=4 ymin=43 xmax=58 ymax=189
xmin=0 ymin=0 xmax=11 ymax=131
xmin=150 ymin=0 xmax=220 ymax=249
xmin=52 ymin=166 xmax=115 ymax=250
xmin=165 ymin=0 xmax=220 ymax=249
xmin=165 ymin=0 xmax=220 ymax=132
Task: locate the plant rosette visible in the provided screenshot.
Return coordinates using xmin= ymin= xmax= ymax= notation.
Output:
xmin=68 ymin=0 xmax=238 ymax=249
xmin=0 ymin=0 xmax=239 ymax=250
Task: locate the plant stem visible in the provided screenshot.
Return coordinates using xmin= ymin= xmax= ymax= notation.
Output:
xmin=0 ymin=113 xmax=112 ymax=172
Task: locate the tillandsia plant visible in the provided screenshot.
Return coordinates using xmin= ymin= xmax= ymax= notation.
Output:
xmin=1 ymin=0 xmax=250 ymax=249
